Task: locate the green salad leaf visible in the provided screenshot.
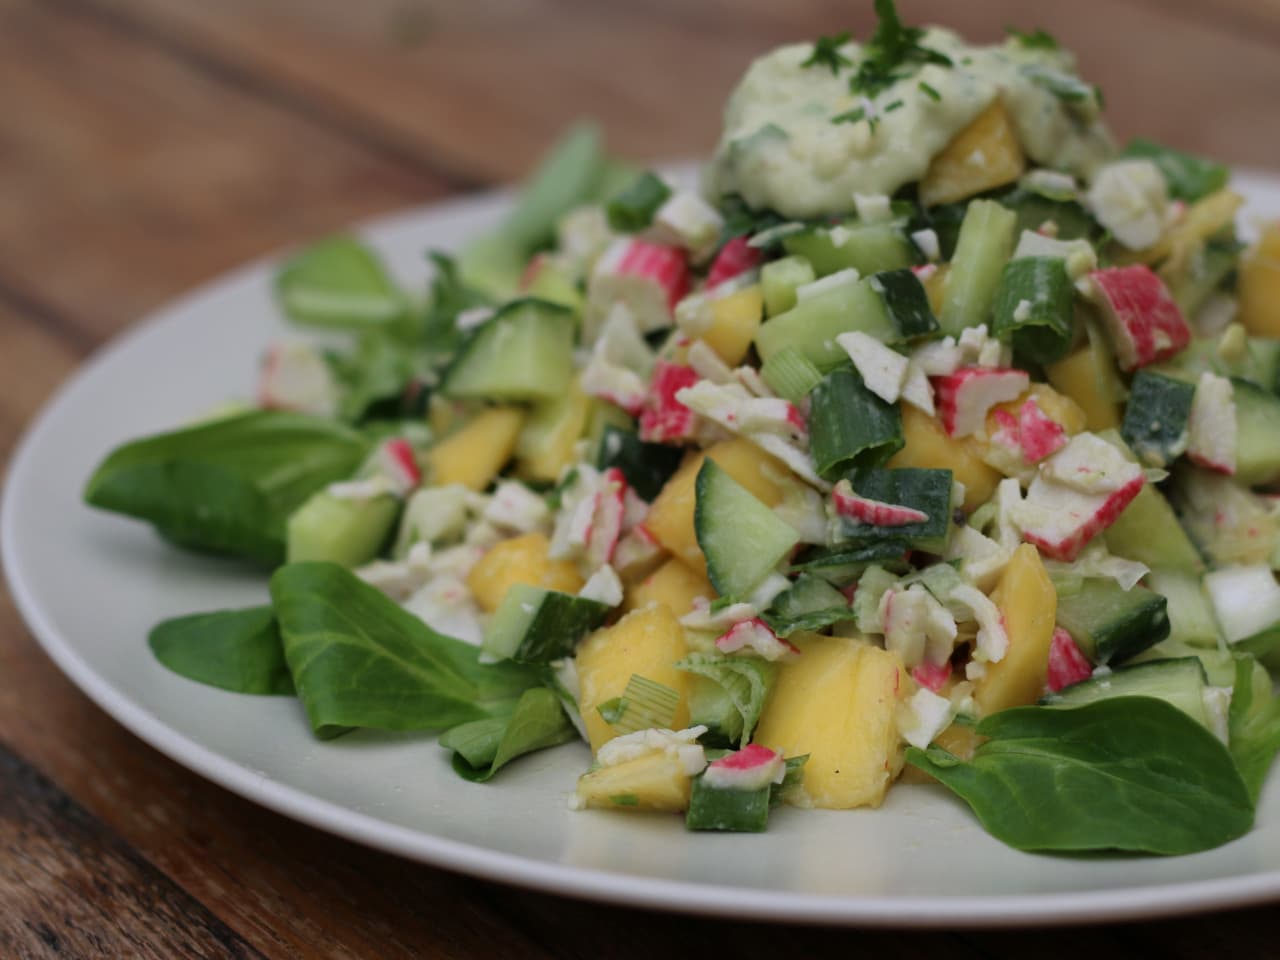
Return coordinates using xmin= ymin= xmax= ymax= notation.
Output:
xmin=1229 ymin=655 xmax=1280 ymax=804
xmin=1121 ymin=138 xmax=1230 ymax=203
xmin=275 ymin=235 xmax=410 ymax=331
xmin=149 ymin=606 xmax=295 ymax=695
xmin=907 ymin=697 xmax=1254 ymax=855
xmin=441 ymin=687 xmax=578 ymax=782
xmin=677 ymin=653 xmax=777 ymax=747
xmin=84 ymin=411 xmax=371 ymax=566
xmin=271 ymin=562 xmax=542 ymax=737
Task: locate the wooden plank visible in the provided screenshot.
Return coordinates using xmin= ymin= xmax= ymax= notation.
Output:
xmin=0 ymin=0 xmax=450 ymax=346
xmin=0 ymin=741 xmax=266 ymax=960
xmin=0 ymin=305 xmax=84 ymax=472
xmin=68 ymin=0 xmax=1280 ymax=182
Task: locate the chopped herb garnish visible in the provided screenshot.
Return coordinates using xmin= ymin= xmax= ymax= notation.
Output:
xmin=883 ymin=99 xmax=905 ymax=113
xmin=831 ymin=107 xmax=867 ymax=126
xmin=1023 ymin=64 xmax=1095 ymax=104
xmin=848 ymin=0 xmax=953 ymax=97
xmin=918 ymin=81 xmax=941 ymax=102
xmin=1007 ymin=26 xmax=1059 ymax=50
xmin=801 ymin=31 xmax=854 ymax=74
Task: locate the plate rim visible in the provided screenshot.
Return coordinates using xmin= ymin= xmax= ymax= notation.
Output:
xmin=7 ymin=170 xmax=1280 ymax=929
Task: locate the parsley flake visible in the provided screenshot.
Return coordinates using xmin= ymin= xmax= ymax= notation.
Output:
xmin=831 ymin=107 xmax=867 ymax=126
xmin=849 ymin=0 xmax=953 ymax=97
xmin=918 ymin=81 xmax=942 ymax=102
xmin=1007 ymin=26 xmax=1060 ymax=50
xmin=801 ymin=31 xmax=854 ymax=74
xmin=883 ymin=99 xmax=905 ymax=113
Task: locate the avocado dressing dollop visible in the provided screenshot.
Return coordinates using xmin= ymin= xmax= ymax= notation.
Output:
xmin=706 ymin=28 xmax=1113 ymax=219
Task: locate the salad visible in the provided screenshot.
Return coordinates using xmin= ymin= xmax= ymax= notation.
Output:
xmin=85 ymin=1 xmax=1280 ymax=855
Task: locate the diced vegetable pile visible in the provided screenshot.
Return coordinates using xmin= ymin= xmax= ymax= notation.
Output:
xmin=86 ymin=3 xmax=1280 ymax=856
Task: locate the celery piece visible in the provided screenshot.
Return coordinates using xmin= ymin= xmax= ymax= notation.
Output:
xmin=760 ymin=347 xmax=823 ymax=403
xmin=940 ymin=199 xmax=1018 ymax=336
xmin=761 ymin=255 xmax=816 ymax=317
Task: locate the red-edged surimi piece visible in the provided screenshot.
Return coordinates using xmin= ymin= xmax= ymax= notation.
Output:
xmin=832 ymin=479 xmax=929 ymax=527
xmin=1017 ymin=398 xmax=1068 ymax=463
xmin=702 ymin=743 xmax=785 ymax=791
xmin=911 ymin=659 xmax=952 ymax=694
xmin=1046 ymin=627 xmax=1093 ymax=692
xmin=705 ymin=235 xmax=762 ymax=289
xmin=715 ymin=618 xmax=799 ymax=662
xmin=932 ymin=367 xmax=1030 ymax=438
xmin=377 ymin=438 xmax=422 ymax=497
xmin=1086 ymin=265 xmax=1191 ymax=371
xmin=638 ymin=360 xmax=700 ymax=443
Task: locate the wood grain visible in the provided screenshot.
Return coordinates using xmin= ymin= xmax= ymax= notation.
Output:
xmin=65 ymin=0 xmax=1280 ymax=181
xmin=0 ymin=743 xmax=265 ymax=960
xmin=2 ymin=0 xmax=1280 ymax=955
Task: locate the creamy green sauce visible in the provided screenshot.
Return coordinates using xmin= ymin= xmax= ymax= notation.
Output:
xmin=706 ymin=29 xmax=1114 ymax=218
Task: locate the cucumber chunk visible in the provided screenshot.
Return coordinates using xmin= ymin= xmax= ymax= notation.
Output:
xmin=1054 ymin=578 xmax=1170 ymax=665
xmin=1232 ymin=377 xmax=1280 ymax=486
xmin=441 ymin=298 xmax=576 ymax=402
xmin=286 ymin=489 xmax=399 ymax=567
xmin=482 ymin=584 xmax=610 ymax=663
xmin=754 ymin=273 xmax=895 ymax=369
xmin=694 ymin=460 xmax=800 ymax=598
xmin=781 ymin=221 xmax=913 ymax=278
xmin=686 ymin=777 xmax=771 ymax=832
xmin=1145 ymin=568 xmax=1221 ymax=648
xmin=1120 ymin=371 xmax=1195 ymax=468
xmin=760 ymin=255 xmax=816 ymax=317
xmin=1040 ymin=658 xmax=1212 ymax=731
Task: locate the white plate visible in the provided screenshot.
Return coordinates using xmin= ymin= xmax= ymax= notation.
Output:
xmin=6 ymin=172 xmax=1280 ymax=929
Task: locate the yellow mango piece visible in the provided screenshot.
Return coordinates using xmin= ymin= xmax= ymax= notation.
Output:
xmin=1128 ymin=190 xmax=1243 ymax=275
xmin=973 ymin=543 xmax=1057 ymax=715
xmin=576 ymin=605 xmax=691 ymax=754
xmin=427 ymin=407 xmax=525 ymax=491
xmin=703 ymin=285 xmax=764 ymax=365
xmin=643 ymin=439 xmax=788 ymax=575
xmin=515 ymin=375 xmax=591 ymax=483
xmin=754 ymin=635 xmax=907 ymax=809
xmin=922 ymin=263 xmax=950 ymax=315
xmin=1045 ymin=347 xmax=1121 ymax=432
xmin=624 ymin=557 xmax=714 ymax=617
xmin=888 ymin=405 xmax=999 ymax=512
xmin=575 ymin=751 xmax=693 ymax=812
xmin=1240 ymin=221 xmax=1280 ymax=339
xmin=465 ymin=532 xmax=583 ymax=613
xmin=919 ymin=101 xmax=1026 ymax=208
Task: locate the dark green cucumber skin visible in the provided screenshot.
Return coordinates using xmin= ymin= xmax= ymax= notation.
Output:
xmin=685 ymin=778 xmax=771 ymax=832
xmin=990 ymin=256 xmax=1075 ymax=365
xmin=596 ymin=426 xmax=684 ymax=502
xmin=835 ymin=467 xmax=954 ymax=554
xmin=1055 ymin=579 xmax=1171 ymax=665
xmin=808 ymin=368 xmax=904 ymax=479
xmin=1121 ymin=371 xmax=1195 ymax=468
xmin=490 ymin=588 xmax=609 ymax=664
xmin=1039 ymin=657 xmax=1207 ymax=721
xmin=872 ymin=269 xmax=939 ymax=341
xmin=1232 ymin=377 xmax=1280 ymax=486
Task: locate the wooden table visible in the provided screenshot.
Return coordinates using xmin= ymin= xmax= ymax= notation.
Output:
xmin=2 ymin=0 xmax=1279 ymax=954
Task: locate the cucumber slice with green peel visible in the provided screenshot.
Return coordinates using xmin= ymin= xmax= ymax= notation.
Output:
xmin=1168 ymin=237 xmax=1240 ymax=316
xmin=762 ymin=574 xmax=853 ymax=637
xmin=694 ymin=460 xmax=800 ymax=598
xmin=441 ymin=298 xmax=576 ymax=402
xmin=835 ymin=467 xmax=955 ymax=554
xmin=754 ymin=273 xmax=896 ymax=370
xmin=286 ymin=489 xmax=399 ymax=567
xmin=793 ymin=541 xmax=912 ymax=587
xmin=760 ymin=347 xmax=823 ymax=403
xmin=1054 ymin=578 xmax=1170 ymax=665
xmin=1120 ymin=370 xmax=1195 ymax=468
xmin=1040 ymin=658 xmax=1212 ymax=731
xmin=940 ymin=199 xmax=1018 ymax=336
xmin=808 ymin=367 xmax=904 ymax=478
xmin=761 ymin=255 xmax=816 ymax=317
xmin=481 ymin=584 xmax=610 ymax=664
xmin=1232 ymin=378 xmax=1280 ymax=486
xmin=991 ymin=256 xmax=1075 ymax=364
xmin=870 ymin=268 xmax=940 ymax=341
xmin=781 ymin=221 xmax=913 ymax=278
xmin=1145 ymin=568 xmax=1221 ymax=648
xmin=595 ymin=426 xmax=684 ymax=502
xmin=686 ymin=778 xmax=771 ymax=832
